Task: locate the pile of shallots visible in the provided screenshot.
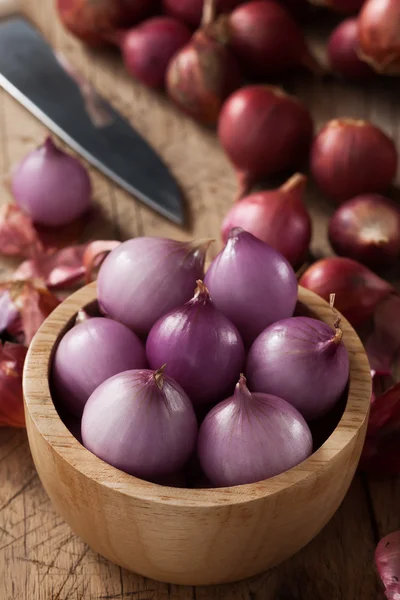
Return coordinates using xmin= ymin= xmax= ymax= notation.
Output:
xmin=51 ymin=230 xmax=350 ymax=488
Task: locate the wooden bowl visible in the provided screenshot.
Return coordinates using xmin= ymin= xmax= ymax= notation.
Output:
xmin=23 ymin=283 xmax=371 ymax=586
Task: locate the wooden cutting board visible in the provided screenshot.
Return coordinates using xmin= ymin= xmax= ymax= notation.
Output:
xmin=0 ymin=1 xmax=397 ymax=598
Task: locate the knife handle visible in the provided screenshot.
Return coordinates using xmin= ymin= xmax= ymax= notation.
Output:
xmin=0 ymin=0 xmax=19 ymax=19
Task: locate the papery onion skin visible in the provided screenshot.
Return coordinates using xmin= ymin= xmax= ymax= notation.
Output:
xmin=311 ymin=119 xmax=398 ymax=202
xmin=227 ymin=1 xmax=320 ymax=77
xmin=166 ymin=23 xmax=242 ymax=126
xmin=0 ymin=204 xmax=42 ymax=259
xmin=329 ymin=194 xmax=400 ymax=268
xmin=52 ymin=317 xmax=147 ymax=417
xmin=359 ymin=0 xmax=400 ymax=75
xmin=204 ymin=228 xmax=298 ymax=346
xmin=12 ymin=137 xmax=92 ymax=227
xmin=56 ymin=0 xmax=156 ymax=46
xmin=299 ymin=257 xmax=394 ymax=326
xmin=162 ymin=0 xmax=245 ymax=29
xmin=375 ymin=531 xmax=400 ymax=600
xmin=218 ymin=86 xmax=314 ymax=196
xmin=81 ymin=368 xmax=198 ymax=479
xmin=198 ymin=375 xmax=313 ymax=486
xmin=221 ymin=173 xmax=312 ymax=267
xmin=247 ymin=316 xmax=350 ymax=421
xmin=328 ymin=18 xmax=375 ymax=79
xmin=97 ymin=237 xmax=211 ymax=335
xmin=120 ymin=17 xmax=192 ymax=89
xmin=146 ymin=281 xmax=245 ymax=405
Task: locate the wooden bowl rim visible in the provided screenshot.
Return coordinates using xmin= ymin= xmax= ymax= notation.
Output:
xmin=23 ymin=283 xmax=371 ymax=508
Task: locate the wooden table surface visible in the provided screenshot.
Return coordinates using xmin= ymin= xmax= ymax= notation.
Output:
xmin=0 ymin=1 xmax=398 ymax=598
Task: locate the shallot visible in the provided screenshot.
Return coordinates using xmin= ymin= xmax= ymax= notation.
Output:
xmin=218 ymin=86 xmax=314 ymax=198
xmin=221 ymin=173 xmax=312 ymax=267
xmin=146 ymin=280 xmax=245 ymax=404
xmin=328 ymin=17 xmax=374 ymax=79
xmin=12 ymin=137 xmax=92 ymax=227
xmin=52 ymin=317 xmax=147 ymax=416
xmin=299 ymin=257 xmax=394 ymax=326
xmin=97 ymin=236 xmax=211 ymax=335
xmin=198 ymin=375 xmax=313 ymax=486
xmin=247 ymin=313 xmax=350 ymax=420
xmin=56 ymin=0 xmax=156 ymax=46
xmin=166 ymin=0 xmax=242 ymax=125
xmin=359 ymin=0 xmax=400 ymax=75
xmin=119 ymin=17 xmax=191 ymax=88
xmin=311 ymin=119 xmax=398 ymax=202
xmin=329 ymin=194 xmax=400 ymax=268
xmin=204 ymin=228 xmax=298 ymax=345
xmin=81 ymin=368 xmax=198 ymax=479
xmin=226 ymin=1 xmax=321 ymax=77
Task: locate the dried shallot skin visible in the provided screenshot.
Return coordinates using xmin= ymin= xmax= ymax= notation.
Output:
xmin=166 ymin=28 xmax=242 ymax=126
xmin=375 ymin=531 xmax=400 ymax=599
xmin=359 ymin=0 xmax=400 ymax=75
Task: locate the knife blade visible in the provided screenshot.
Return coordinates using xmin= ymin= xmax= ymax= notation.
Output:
xmin=0 ymin=17 xmax=185 ymax=224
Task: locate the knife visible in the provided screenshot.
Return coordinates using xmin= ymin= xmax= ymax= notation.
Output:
xmin=0 ymin=2 xmax=184 ymax=225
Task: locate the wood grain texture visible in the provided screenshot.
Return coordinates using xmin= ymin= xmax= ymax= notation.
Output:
xmin=0 ymin=0 xmax=395 ymax=597
xmin=23 ymin=285 xmax=371 ymax=585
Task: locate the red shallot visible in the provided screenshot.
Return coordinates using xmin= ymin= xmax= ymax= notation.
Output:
xmin=146 ymin=280 xmax=245 ymax=405
xmin=97 ymin=236 xmax=212 ymax=335
xmin=311 ymin=119 xmax=398 ymax=202
xmin=218 ymin=85 xmax=314 ymax=198
xmin=12 ymin=137 xmax=92 ymax=227
xmin=221 ymin=173 xmax=312 ymax=267
xmin=166 ymin=0 xmax=242 ymax=125
xmin=227 ymin=1 xmax=321 ymax=77
xmin=119 ymin=17 xmax=192 ymax=89
xmin=247 ymin=310 xmax=350 ymax=421
xmin=56 ymin=0 xmax=156 ymax=46
xmin=328 ymin=17 xmax=375 ymax=79
xmin=52 ymin=317 xmax=147 ymax=416
xmin=328 ymin=194 xmax=400 ymax=268
xmin=198 ymin=375 xmax=313 ymax=486
xmin=359 ymin=0 xmax=400 ymax=75
xmin=204 ymin=228 xmax=298 ymax=346
xmin=299 ymin=257 xmax=394 ymax=326
xmin=81 ymin=368 xmax=198 ymax=479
